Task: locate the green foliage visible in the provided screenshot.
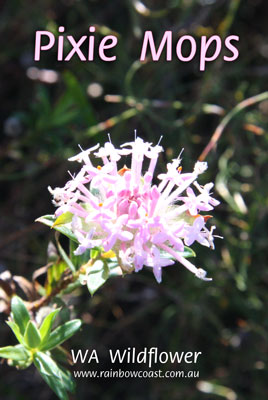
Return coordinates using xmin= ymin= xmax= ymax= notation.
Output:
xmin=181 ymin=246 xmax=196 ymax=258
xmin=24 ymin=321 xmax=41 ymax=348
xmin=35 ymin=215 xmax=79 ymax=243
xmin=46 ymin=262 xmax=67 ymax=295
xmin=40 ymin=320 xmax=82 ymax=351
xmin=52 ymin=212 xmax=73 ymax=227
xmin=86 ymin=259 xmax=110 ymax=296
xmin=39 ymin=308 xmax=61 ymax=342
xmin=33 ymin=351 xmax=76 ymax=400
xmin=37 ymin=215 xmax=124 ymax=296
xmin=6 ymin=321 xmax=25 ymax=346
xmin=34 ymin=356 xmax=75 ymax=400
xmin=11 ymin=296 xmax=31 ymax=335
xmin=55 ymin=235 xmax=76 ymax=274
xmin=0 ymin=297 xmax=82 ymax=400
xmin=0 ymin=345 xmax=30 ymax=362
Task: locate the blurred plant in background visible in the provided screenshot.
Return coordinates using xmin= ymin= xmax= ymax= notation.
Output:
xmin=0 ymin=0 xmax=268 ymax=399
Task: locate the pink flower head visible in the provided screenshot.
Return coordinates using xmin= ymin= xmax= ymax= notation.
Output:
xmin=49 ymin=136 xmax=221 ymax=283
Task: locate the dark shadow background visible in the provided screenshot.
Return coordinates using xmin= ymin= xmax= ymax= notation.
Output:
xmin=0 ymin=0 xmax=268 ymax=399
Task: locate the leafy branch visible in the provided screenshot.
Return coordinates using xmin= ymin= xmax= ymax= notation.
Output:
xmin=0 ymin=296 xmax=81 ymax=400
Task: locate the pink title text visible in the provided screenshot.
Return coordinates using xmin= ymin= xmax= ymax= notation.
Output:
xmin=34 ymin=26 xmax=239 ymax=71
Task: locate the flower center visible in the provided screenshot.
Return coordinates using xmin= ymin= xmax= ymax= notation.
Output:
xmin=117 ymin=190 xmax=145 ymax=218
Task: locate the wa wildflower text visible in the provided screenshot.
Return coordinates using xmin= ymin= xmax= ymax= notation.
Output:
xmin=34 ymin=26 xmax=239 ymax=71
xmin=71 ymin=348 xmax=202 ymax=369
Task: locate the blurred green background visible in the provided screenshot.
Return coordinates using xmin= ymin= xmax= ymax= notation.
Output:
xmin=0 ymin=0 xmax=268 ymax=399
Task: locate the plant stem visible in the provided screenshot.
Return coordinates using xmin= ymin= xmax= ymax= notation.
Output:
xmin=28 ymin=260 xmax=93 ymax=312
xmin=28 ymin=272 xmax=77 ymax=312
xmin=199 ymin=91 xmax=268 ymax=161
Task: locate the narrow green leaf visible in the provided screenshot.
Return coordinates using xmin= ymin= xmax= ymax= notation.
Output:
xmin=41 ymin=374 xmax=69 ymax=400
xmin=34 ymin=356 xmax=49 ymax=376
xmin=52 ymin=212 xmax=73 ymax=228
xmin=87 ymin=260 xmax=109 ymax=296
xmin=51 ymin=109 xmax=78 ymax=127
xmin=11 ymin=296 xmax=30 ymax=335
xmin=34 ymin=360 xmax=68 ymax=400
xmin=58 ymin=365 xmax=76 ymax=393
xmin=56 ymin=237 xmax=76 ymax=274
xmin=181 ymin=246 xmax=196 ymax=258
xmin=39 ymin=309 xmax=61 ymax=343
xmin=53 ymin=261 xmax=67 ymax=282
xmin=52 ymin=89 xmax=75 ymax=117
xmin=36 ymin=214 xmax=55 ymax=225
xmin=24 ymin=321 xmax=41 ymax=349
xmin=6 ymin=321 xmax=25 ymax=345
xmin=63 ymin=71 xmax=96 ymax=126
xmin=46 ymin=262 xmax=67 ymax=295
xmin=34 ymin=352 xmax=62 ymax=378
xmin=54 ymin=226 xmax=78 ymax=243
xmin=40 ymin=319 xmax=82 ymax=351
xmin=90 ymin=248 xmax=100 ymax=259
xmin=35 ymin=215 xmax=78 ymax=243
xmin=0 ymin=345 xmax=30 ymax=361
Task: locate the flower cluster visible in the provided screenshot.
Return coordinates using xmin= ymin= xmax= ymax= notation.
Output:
xmin=48 ymin=137 xmax=221 ymax=283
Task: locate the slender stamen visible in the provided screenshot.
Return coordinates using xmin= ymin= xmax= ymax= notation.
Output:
xmin=157 ymin=135 xmax=163 ymax=145
xmin=68 ymin=170 xmax=75 ymax=179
